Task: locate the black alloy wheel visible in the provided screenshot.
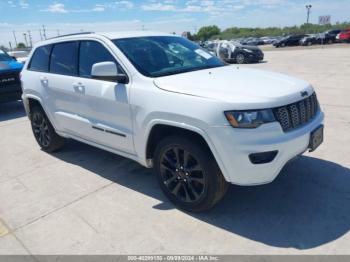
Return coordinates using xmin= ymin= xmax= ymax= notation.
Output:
xmin=160 ymin=146 xmax=205 ymax=203
xmin=32 ymin=111 xmax=51 ymax=147
xmin=30 ymin=106 xmax=64 ymax=152
xmin=154 ymin=136 xmax=229 ymax=212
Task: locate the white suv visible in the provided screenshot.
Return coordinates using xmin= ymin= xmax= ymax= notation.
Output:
xmin=21 ymin=32 xmax=324 ymax=211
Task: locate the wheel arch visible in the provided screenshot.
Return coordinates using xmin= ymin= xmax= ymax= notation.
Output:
xmin=24 ymin=95 xmax=59 ymax=131
xmin=23 ymin=95 xmax=44 ymax=118
xmin=144 ymin=121 xmax=231 ymax=182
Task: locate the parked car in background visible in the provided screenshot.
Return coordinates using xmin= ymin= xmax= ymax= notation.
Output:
xmin=203 ymin=42 xmax=218 ymax=55
xmin=260 ymin=36 xmax=277 ymax=45
xmin=337 ymin=29 xmax=350 ymax=43
xmin=300 ymin=34 xmax=318 ymax=46
xmin=317 ymin=30 xmax=342 ymax=44
xmin=207 ymin=40 xmax=264 ymax=64
xmin=8 ymin=50 xmax=30 ymax=64
xmin=273 ymin=35 xmax=307 ymax=47
xmin=0 ymin=49 xmax=24 ymax=103
xmin=240 ymin=37 xmax=264 ymax=46
xmin=21 ymin=31 xmax=324 ymax=211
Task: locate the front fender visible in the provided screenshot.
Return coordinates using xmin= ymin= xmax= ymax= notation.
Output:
xmin=135 ymin=117 xmax=232 ymax=183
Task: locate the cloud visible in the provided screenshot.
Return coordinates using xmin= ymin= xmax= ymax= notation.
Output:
xmin=92 ymin=4 xmax=105 ymax=12
xmin=42 ymin=3 xmax=68 ymax=13
xmin=19 ymin=0 xmax=28 ymax=9
xmin=41 ymin=2 xmax=112 ymax=13
xmin=141 ymin=0 xmax=246 ymax=15
xmin=116 ymin=1 xmax=134 ymax=9
xmin=141 ymin=3 xmax=177 ymax=11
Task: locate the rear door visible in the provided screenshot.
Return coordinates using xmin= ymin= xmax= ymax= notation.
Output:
xmin=45 ymin=41 xmax=88 ymax=135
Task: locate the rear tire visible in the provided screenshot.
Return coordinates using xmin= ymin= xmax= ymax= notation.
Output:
xmin=154 ymin=136 xmax=229 ymax=212
xmin=30 ymin=106 xmax=64 ymax=152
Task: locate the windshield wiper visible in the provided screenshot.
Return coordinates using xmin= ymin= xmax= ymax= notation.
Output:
xmin=154 ymin=64 xmax=225 ymax=77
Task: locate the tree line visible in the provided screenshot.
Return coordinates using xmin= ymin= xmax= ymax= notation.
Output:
xmin=188 ymin=22 xmax=350 ymax=41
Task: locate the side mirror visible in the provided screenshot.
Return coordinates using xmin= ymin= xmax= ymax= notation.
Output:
xmin=91 ymin=61 xmax=128 ymax=84
xmin=11 ymin=56 xmax=17 ymax=61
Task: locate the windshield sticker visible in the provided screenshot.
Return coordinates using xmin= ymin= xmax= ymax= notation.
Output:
xmin=195 ymin=49 xmax=212 ymax=60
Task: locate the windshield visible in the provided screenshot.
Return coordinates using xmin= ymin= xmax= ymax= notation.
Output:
xmin=113 ymin=36 xmax=225 ymax=77
xmin=0 ymin=50 xmax=13 ymax=62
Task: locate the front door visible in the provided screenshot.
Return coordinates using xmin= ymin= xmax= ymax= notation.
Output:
xmin=74 ymin=40 xmax=134 ymax=154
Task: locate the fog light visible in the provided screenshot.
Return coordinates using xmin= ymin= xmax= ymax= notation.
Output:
xmin=249 ymin=151 xmax=278 ymax=164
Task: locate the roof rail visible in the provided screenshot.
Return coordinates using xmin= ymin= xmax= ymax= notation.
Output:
xmin=47 ymin=32 xmax=95 ymax=40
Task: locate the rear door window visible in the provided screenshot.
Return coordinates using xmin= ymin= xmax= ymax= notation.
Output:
xmin=28 ymin=45 xmax=52 ymax=72
xmin=50 ymin=42 xmax=78 ymax=76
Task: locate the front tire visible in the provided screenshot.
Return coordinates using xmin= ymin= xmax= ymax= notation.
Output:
xmin=30 ymin=106 xmax=64 ymax=152
xmin=154 ymin=136 xmax=229 ymax=212
xmin=235 ymin=53 xmax=245 ymax=64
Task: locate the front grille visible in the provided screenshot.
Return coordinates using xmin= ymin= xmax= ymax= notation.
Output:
xmin=0 ymin=72 xmax=20 ymax=89
xmin=273 ymin=92 xmax=319 ymax=132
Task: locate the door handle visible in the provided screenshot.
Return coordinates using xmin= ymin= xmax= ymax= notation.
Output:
xmin=73 ymin=82 xmax=85 ymax=94
xmin=40 ymin=76 xmax=48 ymax=85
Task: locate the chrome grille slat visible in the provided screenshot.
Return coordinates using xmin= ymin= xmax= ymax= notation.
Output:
xmin=273 ymin=93 xmax=319 ymax=132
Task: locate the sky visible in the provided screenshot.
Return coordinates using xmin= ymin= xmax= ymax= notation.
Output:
xmin=0 ymin=0 xmax=349 ymax=47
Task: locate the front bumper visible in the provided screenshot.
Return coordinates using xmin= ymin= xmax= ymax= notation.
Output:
xmin=244 ymin=52 xmax=264 ymax=63
xmin=0 ymin=90 xmax=22 ymax=103
xmin=208 ymin=111 xmax=324 ymax=185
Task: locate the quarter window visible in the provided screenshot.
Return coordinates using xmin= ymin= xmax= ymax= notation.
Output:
xmin=79 ymin=41 xmax=121 ymax=78
xmin=50 ymin=42 xmax=78 ymax=76
xmin=28 ymin=45 xmax=52 ymax=72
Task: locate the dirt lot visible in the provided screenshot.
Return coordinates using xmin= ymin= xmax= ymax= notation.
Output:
xmin=1 ymin=45 xmax=350 ymax=256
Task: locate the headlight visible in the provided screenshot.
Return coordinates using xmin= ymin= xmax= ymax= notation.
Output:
xmin=224 ymin=109 xmax=275 ymax=128
xmin=243 ymin=48 xmax=253 ymax=53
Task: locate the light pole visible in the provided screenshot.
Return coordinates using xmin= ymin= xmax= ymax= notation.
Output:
xmin=23 ymin=33 xmax=28 ymax=47
xmin=306 ymin=5 xmax=312 ymax=24
xmin=12 ymin=30 xmax=18 ymax=47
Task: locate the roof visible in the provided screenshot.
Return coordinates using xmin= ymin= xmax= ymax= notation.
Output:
xmin=34 ymin=31 xmax=178 ymax=47
xmin=100 ymin=31 xmax=175 ymax=39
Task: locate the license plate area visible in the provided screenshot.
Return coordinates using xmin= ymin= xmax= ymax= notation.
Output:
xmin=308 ymin=125 xmax=324 ymax=152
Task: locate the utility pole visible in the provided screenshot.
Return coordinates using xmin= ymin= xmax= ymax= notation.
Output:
xmin=12 ymin=30 xmax=18 ymax=47
xmin=42 ymin=24 xmax=47 ymax=40
xmin=27 ymin=30 xmax=33 ymax=47
xmin=23 ymin=33 xmax=28 ymax=47
xmin=39 ymin=29 xmax=43 ymax=41
xmin=306 ymin=5 xmax=312 ymax=24
xmin=9 ymin=42 xmax=12 ymax=51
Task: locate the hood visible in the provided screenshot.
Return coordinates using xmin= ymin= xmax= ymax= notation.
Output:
xmin=239 ymin=45 xmax=260 ymax=51
xmin=154 ymin=65 xmax=313 ymax=110
xmin=0 ymin=60 xmax=23 ymax=73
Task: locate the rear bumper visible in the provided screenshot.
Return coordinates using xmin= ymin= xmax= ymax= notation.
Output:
xmin=208 ymin=111 xmax=324 ymax=185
